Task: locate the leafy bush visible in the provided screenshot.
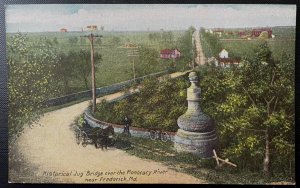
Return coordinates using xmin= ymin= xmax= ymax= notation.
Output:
xmin=93 ymin=77 xmax=189 ymax=131
xmin=77 ymin=115 xmax=85 ymax=128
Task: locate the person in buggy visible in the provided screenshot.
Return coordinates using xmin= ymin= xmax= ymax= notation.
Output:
xmin=123 ymin=116 xmax=131 ymax=136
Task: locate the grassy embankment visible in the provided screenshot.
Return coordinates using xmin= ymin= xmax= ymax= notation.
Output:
xmin=111 ymin=134 xmax=294 ymax=184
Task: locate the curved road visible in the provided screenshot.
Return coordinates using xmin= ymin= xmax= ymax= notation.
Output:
xmin=9 ymin=71 xmax=205 ymax=184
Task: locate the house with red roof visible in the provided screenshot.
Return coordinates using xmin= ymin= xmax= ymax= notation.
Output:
xmin=60 ymin=28 xmax=68 ymax=32
xmin=251 ymin=28 xmax=272 ymax=38
xmin=238 ymin=31 xmax=246 ymax=37
xmin=160 ymin=49 xmax=181 ymax=59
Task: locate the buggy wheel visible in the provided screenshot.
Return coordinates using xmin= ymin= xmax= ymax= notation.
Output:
xmin=96 ymin=138 xmax=102 ymax=149
xmin=110 ymin=133 xmax=120 ymax=146
xmin=150 ymin=130 xmax=156 ymax=140
xmin=82 ymin=142 xmax=87 ymax=147
xmin=75 ymin=131 xmax=81 ymax=145
xmin=161 ymin=132 xmax=169 ymax=142
xmin=82 ymin=133 xmax=88 ymax=147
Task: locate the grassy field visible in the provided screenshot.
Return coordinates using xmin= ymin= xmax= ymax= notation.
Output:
xmin=217 ymin=26 xmax=296 ymax=40
xmin=217 ymin=27 xmax=295 ymax=61
xmin=7 ymin=30 xmax=189 ymax=96
xmin=220 ymin=39 xmax=295 ymax=61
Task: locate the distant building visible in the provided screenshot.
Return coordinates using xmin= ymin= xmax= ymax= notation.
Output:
xmin=216 ymin=57 xmax=241 ymax=68
xmin=60 ymin=28 xmax=67 ymax=32
xmin=238 ymin=31 xmax=246 ymax=37
xmin=123 ymin=42 xmax=138 ymax=48
xmin=219 ymin=49 xmax=228 ymax=58
xmin=87 ymin=25 xmax=98 ymax=31
xmin=160 ymin=49 xmax=181 ymax=59
xmin=215 ymin=49 xmax=241 ymax=67
xmin=251 ymin=28 xmax=272 ymax=38
xmin=212 ymin=29 xmax=224 ymax=37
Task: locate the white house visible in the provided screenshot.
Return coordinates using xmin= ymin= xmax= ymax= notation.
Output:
xmin=216 ymin=49 xmax=241 ymax=68
xmin=219 ymin=49 xmax=229 ymax=58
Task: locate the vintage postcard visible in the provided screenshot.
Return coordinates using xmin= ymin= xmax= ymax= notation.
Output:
xmin=5 ymin=4 xmax=296 ymax=184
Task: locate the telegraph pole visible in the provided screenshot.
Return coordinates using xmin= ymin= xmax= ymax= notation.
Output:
xmin=118 ymin=43 xmax=139 ymax=81
xmin=80 ymin=33 xmax=102 ymax=112
xmin=127 ymin=48 xmax=139 ymax=81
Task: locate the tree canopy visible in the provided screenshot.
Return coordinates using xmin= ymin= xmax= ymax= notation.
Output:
xmin=8 ymin=33 xmax=60 ymax=139
xmin=198 ymin=40 xmax=294 ymax=176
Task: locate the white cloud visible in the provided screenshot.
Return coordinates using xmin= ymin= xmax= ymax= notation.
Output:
xmin=5 ymin=4 xmax=296 ymax=32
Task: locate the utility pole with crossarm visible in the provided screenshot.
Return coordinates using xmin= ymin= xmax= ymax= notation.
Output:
xmin=118 ymin=43 xmax=139 ymax=82
xmin=80 ymin=33 xmax=103 ymax=112
xmin=127 ymin=48 xmax=139 ymax=81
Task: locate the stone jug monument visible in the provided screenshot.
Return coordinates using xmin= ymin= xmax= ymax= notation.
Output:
xmin=174 ymin=72 xmax=217 ymax=158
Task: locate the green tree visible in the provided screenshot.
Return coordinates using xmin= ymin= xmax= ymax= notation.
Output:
xmin=55 ymin=52 xmax=78 ymax=94
xmin=53 ymin=37 xmax=59 ymax=45
xmin=175 ymin=26 xmax=196 ymax=71
xmin=199 ymin=40 xmax=294 ymax=177
xmin=148 ymin=32 xmax=161 ymax=41
xmin=109 ymin=36 xmax=121 ymax=46
xmin=53 ymin=49 xmax=102 ymax=95
xmin=7 ymin=33 xmax=59 ymax=139
xmin=136 ymin=46 xmax=161 ymax=77
xmin=162 ymin=31 xmax=174 ymax=43
xmin=7 ymin=32 xmax=28 ymax=61
xmin=200 ymin=29 xmax=223 ymax=57
xmin=80 ymin=37 xmax=86 ymax=45
xmin=78 ymin=49 xmax=102 ymax=90
xmin=68 ymin=36 xmax=78 ymax=45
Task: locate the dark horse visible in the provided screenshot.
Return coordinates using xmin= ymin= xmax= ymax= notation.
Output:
xmin=90 ymin=125 xmax=114 ymax=149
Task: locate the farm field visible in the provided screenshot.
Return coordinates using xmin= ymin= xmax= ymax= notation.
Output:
xmin=220 ymin=39 xmax=295 ymax=61
xmin=202 ymin=27 xmax=295 ymax=61
xmin=6 ymin=30 xmax=190 ymax=96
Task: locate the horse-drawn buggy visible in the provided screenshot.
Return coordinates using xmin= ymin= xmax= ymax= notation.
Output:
xmin=75 ymin=119 xmax=115 ymax=149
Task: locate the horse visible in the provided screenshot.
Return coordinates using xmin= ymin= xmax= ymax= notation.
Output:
xmin=94 ymin=125 xmax=115 ymax=149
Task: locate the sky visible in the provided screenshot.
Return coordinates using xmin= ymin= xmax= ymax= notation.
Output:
xmin=5 ymin=4 xmax=297 ymax=33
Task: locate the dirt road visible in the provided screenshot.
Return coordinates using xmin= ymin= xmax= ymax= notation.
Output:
xmin=193 ymin=30 xmax=206 ymax=65
xmin=9 ymin=71 xmax=205 ymax=184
